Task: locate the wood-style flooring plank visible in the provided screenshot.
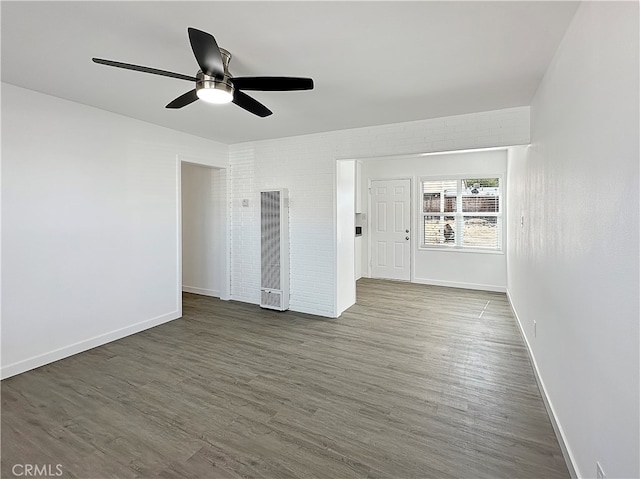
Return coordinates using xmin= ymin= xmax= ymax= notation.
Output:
xmin=2 ymin=279 xmax=569 ymax=478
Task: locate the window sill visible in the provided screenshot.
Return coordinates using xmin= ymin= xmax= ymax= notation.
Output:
xmin=418 ymin=246 xmax=504 ymax=255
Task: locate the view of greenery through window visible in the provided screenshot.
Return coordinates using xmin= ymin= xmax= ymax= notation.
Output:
xmin=463 ymin=178 xmax=499 ymax=188
xmin=422 ymin=177 xmax=501 ymax=250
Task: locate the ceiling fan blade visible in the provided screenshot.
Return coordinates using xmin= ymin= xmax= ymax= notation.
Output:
xmin=231 ymin=76 xmax=314 ymax=91
xmin=92 ymin=58 xmax=197 ymax=82
xmin=233 ymin=91 xmax=272 ymax=117
xmin=188 ymin=27 xmax=224 ymax=79
xmin=166 ymin=89 xmax=199 ymax=109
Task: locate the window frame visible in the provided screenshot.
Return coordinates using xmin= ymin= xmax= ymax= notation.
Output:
xmin=418 ymin=174 xmax=504 ymax=253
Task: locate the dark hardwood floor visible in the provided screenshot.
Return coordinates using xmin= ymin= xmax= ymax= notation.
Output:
xmin=1 ymin=279 xmax=569 ymax=478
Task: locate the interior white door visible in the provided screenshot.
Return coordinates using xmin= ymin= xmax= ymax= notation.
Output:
xmin=370 ymin=179 xmax=411 ymax=281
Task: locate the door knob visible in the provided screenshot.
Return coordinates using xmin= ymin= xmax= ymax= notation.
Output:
xmin=406 ymin=236 xmax=410 ymax=240
xmin=406 ymin=229 xmax=409 ymax=233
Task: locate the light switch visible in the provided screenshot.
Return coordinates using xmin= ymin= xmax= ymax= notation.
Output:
xmin=242 ymin=199 xmax=249 ymax=207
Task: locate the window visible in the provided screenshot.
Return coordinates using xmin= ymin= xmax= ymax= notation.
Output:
xmin=421 ymin=177 xmax=502 ymax=251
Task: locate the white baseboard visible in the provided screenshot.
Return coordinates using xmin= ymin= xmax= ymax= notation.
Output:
xmin=1 ymin=310 xmax=180 ymax=380
xmin=229 ymin=295 xmax=260 ymax=307
xmin=506 ymin=290 xmax=579 ymax=479
xmin=182 ymin=285 xmax=220 ymax=298
xmin=412 ymin=277 xmax=506 ymax=293
xmin=290 ymin=303 xmax=336 ymax=319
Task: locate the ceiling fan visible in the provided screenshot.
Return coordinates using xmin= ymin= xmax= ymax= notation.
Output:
xmin=92 ymin=27 xmax=314 ymax=117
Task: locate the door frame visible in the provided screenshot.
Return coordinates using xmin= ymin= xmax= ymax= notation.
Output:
xmin=367 ymin=176 xmax=413 ymax=280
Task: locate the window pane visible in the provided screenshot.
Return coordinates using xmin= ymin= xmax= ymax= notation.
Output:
xmin=423 ymin=180 xmax=457 ymax=213
xmin=424 ymin=215 xmax=456 ymax=246
xmin=423 ymin=193 xmax=442 ymax=213
xmin=462 ymin=178 xmax=500 ymax=213
xmin=463 ymin=216 xmax=499 ymax=249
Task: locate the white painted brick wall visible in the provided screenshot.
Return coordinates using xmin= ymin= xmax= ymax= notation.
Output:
xmin=228 ymin=106 xmax=530 ymax=317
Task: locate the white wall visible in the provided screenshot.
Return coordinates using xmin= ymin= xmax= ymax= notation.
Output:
xmin=506 ymin=3 xmax=639 ymax=478
xmin=229 ymin=107 xmax=530 ymax=317
xmin=181 ymin=162 xmax=226 ymax=298
xmin=361 ymin=149 xmax=508 ymax=292
xmin=1 ymin=83 xmax=228 ymax=378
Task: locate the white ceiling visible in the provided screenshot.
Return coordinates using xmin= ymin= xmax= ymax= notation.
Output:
xmin=1 ymin=1 xmax=579 ymax=145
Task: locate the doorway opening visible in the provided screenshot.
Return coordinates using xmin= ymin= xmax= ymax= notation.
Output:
xmin=180 ymin=161 xmax=229 ymax=304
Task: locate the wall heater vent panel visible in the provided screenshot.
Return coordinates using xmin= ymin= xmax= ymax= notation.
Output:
xmin=261 ymin=290 xmax=283 ymax=309
xmin=260 ymin=189 xmax=289 ymax=311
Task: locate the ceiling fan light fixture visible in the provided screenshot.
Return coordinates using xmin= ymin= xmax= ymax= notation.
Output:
xmin=197 ymin=86 xmax=233 ymax=104
xmin=93 ymin=29 xmax=312 ymax=117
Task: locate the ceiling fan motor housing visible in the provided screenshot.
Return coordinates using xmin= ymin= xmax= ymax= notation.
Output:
xmin=195 ymin=47 xmax=233 ymax=98
xmin=196 ymin=71 xmax=234 ymax=96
